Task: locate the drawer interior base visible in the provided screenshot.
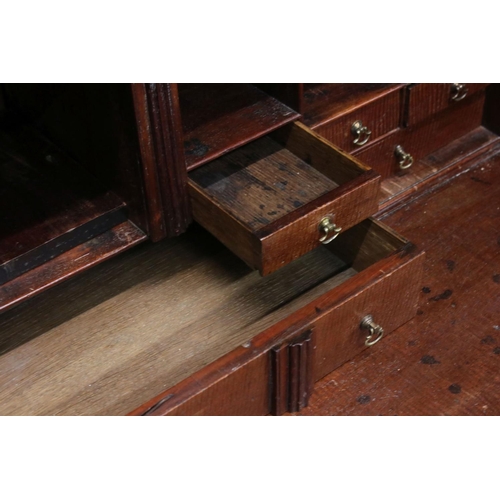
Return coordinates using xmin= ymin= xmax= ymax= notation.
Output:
xmin=0 ymin=221 xmax=406 ymax=416
xmin=190 ymin=135 xmax=339 ymax=230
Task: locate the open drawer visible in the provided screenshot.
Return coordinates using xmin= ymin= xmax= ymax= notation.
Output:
xmin=188 ymin=121 xmax=381 ymax=275
xmin=0 ymin=218 xmax=423 ymax=416
xmin=131 ymin=219 xmax=424 ymax=416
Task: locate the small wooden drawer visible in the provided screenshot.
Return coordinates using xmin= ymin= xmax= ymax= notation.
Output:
xmin=354 ymin=90 xmax=486 ymax=179
xmin=132 ymin=218 xmax=424 ymax=416
xmin=188 ymin=121 xmax=380 ymax=275
xmin=312 ymin=87 xmax=402 ymax=153
xmin=404 ymin=83 xmax=489 ymax=127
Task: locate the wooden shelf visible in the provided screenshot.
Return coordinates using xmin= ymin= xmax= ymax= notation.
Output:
xmin=302 ymin=83 xmax=404 ymax=128
xmin=179 ymin=84 xmax=300 ymax=170
xmin=0 ymin=220 xmax=146 ymax=314
xmin=0 ymin=119 xmax=129 ymax=286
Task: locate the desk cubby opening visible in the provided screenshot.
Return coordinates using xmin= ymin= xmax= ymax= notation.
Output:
xmin=178 ymin=83 xmax=300 ymax=170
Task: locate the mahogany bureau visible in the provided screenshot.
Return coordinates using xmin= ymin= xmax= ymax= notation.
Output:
xmin=0 ymin=83 xmax=497 ymax=415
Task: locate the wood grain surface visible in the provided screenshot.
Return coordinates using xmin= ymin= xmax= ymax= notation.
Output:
xmin=131 ymin=219 xmax=423 ymax=416
xmin=131 ymin=83 xmax=192 ymax=240
xmin=189 ymin=136 xmax=338 ymax=231
xmin=378 ymin=127 xmax=500 ymax=213
xmin=0 ymin=227 xmax=355 ymax=415
xmin=354 ymin=92 xmax=486 ymax=181
xmin=0 ymin=221 xmax=146 ymax=314
xmin=404 ymin=83 xmax=489 ymax=126
xmin=189 ymin=123 xmax=381 ymax=275
xmin=291 ymin=145 xmax=500 ymax=416
xmin=312 ymin=87 xmax=402 ymax=153
xmin=179 ymin=84 xmax=299 ymax=170
xmin=302 ymin=84 xmax=404 ymax=128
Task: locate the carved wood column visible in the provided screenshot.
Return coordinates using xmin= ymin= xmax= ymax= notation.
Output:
xmin=131 ymin=83 xmax=191 ymax=241
xmin=270 ymin=329 xmax=315 ymax=415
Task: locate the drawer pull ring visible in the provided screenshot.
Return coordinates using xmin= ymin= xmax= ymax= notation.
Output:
xmin=450 ymin=83 xmax=468 ymax=102
xmin=361 ymin=315 xmax=385 ymax=346
xmin=394 ymin=145 xmax=414 ymax=170
xmin=318 ymin=216 xmax=342 ymax=244
xmin=351 ymin=120 xmax=372 ymax=146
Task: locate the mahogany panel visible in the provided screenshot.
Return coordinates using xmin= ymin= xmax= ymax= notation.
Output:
xmin=378 ymin=127 xmax=500 ymax=214
xmin=0 ymin=226 xmax=354 ymax=414
xmin=354 ymin=91 xmax=486 ymax=179
xmin=295 ymin=146 xmax=500 ymax=416
xmin=132 ymin=83 xmax=191 ymax=240
xmin=271 ymin=329 xmax=315 ymax=415
xmin=131 ymin=220 xmax=424 ymax=416
xmin=312 ymin=86 xmax=403 ymax=153
xmin=0 ymin=221 xmax=146 ymax=314
xmin=404 ymin=83 xmax=489 ymax=127
xmin=189 ymin=122 xmax=380 ymax=275
xmin=178 ymin=84 xmax=300 ymax=170
xmin=302 ymin=83 xmax=405 ymax=128
xmin=314 ymin=245 xmax=424 ymax=380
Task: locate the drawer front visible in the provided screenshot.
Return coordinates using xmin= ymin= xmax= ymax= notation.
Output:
xmin=131 ymin=219 xmax=425 ymax=416
xmin=189 ymin=121 xmax=380 ymax=276
xmin=313 ymin=249 xmax=423 ymax=380
xmin=405 ymin=83 xmax=489 ymax=127
xmin=354 ymin=91 xmax=486 ymax=179
xmin=312 ymin=88 xmax=402 ymax=153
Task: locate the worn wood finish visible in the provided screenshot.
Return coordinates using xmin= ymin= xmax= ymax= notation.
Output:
xmin=0 ymin=221 xmax=146 ymax=314
xmin=0 ymin=120 xmax=126 ymax=285
xmin=377 ymin=127 xmax=500 ymax=214
xmin=354 ymin=91 xmax=486 ymax=180
xmin=302 ymin=84 xmax=405 ymax=129
xmin=404 ymin=83 xmax=489 ymax=127
xmin=189 ymin=136 xmax=338 ymax=231
xmin=294 ymin=146 xmax=500 ymax=416
xmin=271 ymin=329 xmax=315 ymax=415
xmin=189 ymin=123 xmax=380 ymax=275
xmin=0 ymin=226 xmax=357 ymax=415
xmin=311 ymin=86 xmax=402 ymax=153
xmin=270 ymin=121 xmax=371 ymax=183
xmin=132 ymin=219 xmax=423 ymax=416
xmin=131 ymin=83 xmax=191 ymax=240
xmin=178 ymin=84 xmax=300 ymax=170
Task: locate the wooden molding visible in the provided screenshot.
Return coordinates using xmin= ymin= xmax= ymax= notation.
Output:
xmin=131 ymin=83 xmax=191 ymax=241
xmin=271 ymin=329 xmax=315 ymax=415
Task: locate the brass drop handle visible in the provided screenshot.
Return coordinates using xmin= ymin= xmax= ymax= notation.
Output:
xmin=394 ymin=145 xmax=414 ymax=170
xmin=450 ymin=83 xmax=468 ymax=102
xmin=351 ymin=120 xmax=372 ymax=146
xmin=318 ymin=216 xmax=342 ymax=244
xmin=360 ymin=315 xmax=385 ymax=346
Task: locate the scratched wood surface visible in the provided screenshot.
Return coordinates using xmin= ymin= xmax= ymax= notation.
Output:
xmin=189 ymin=136 xmax=338 ymax=231
xmin=291 ymin=145 xmax=500 ymax=416
xmin=0 ymin=226 xmax=357 ymax=415
xmin=178 ymin=84 xmax=299 ymax=170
